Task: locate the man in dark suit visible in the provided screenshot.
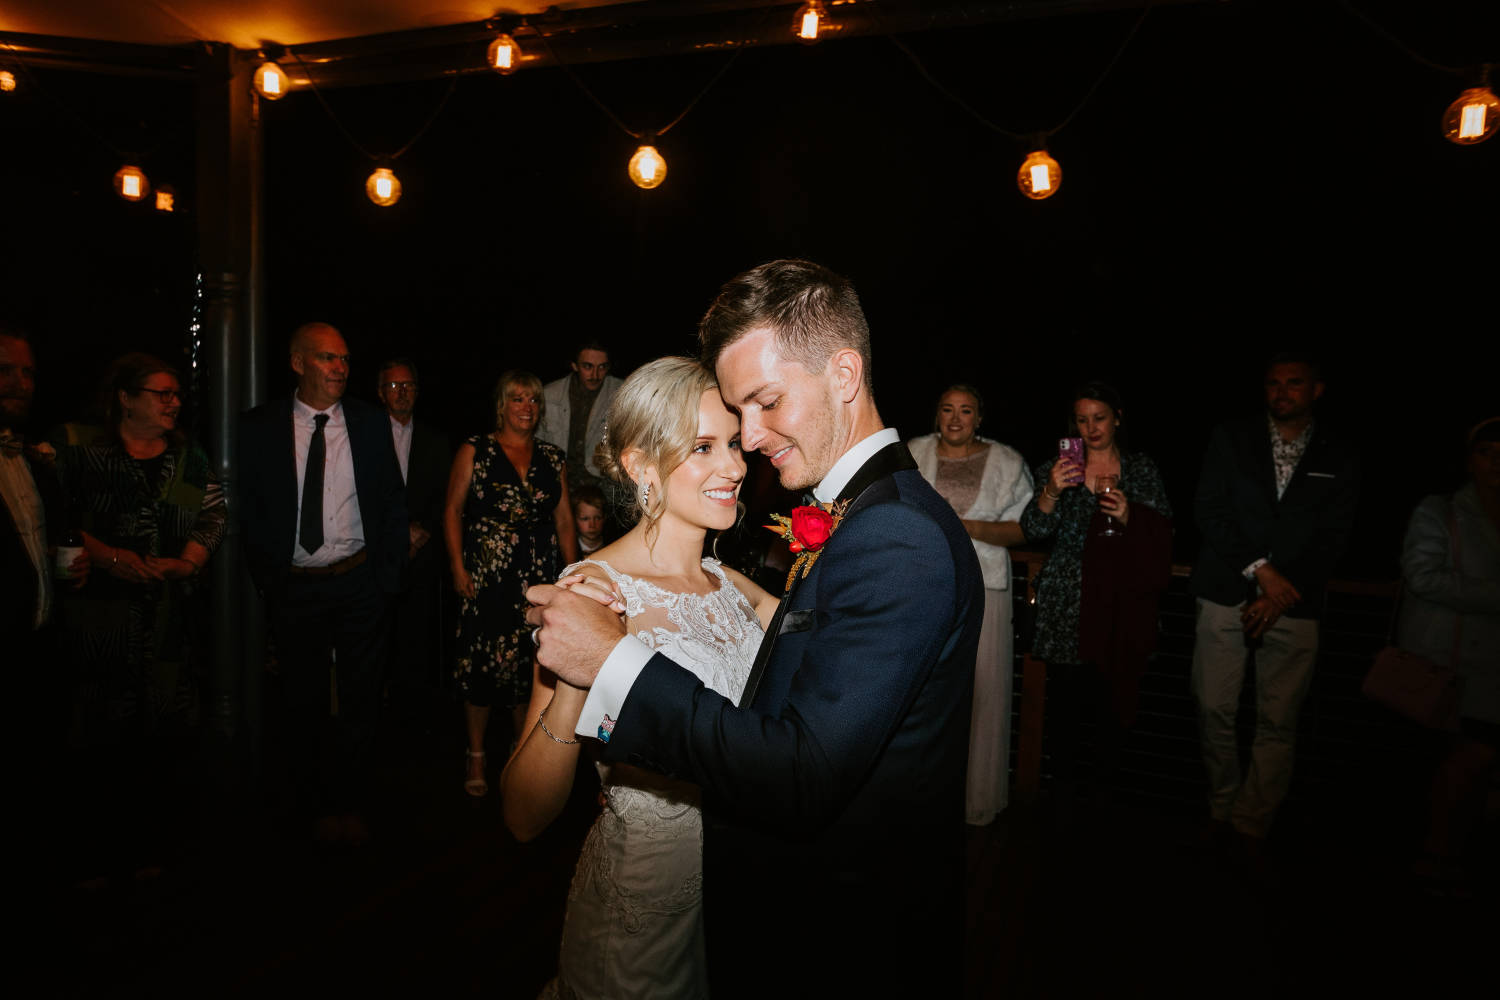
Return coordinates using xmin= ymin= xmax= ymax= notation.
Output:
xmin=528 ymin=260 xmax=982 ymax=996
xmin=1189 ymin=353 xmax=1359 ymax=850
xmin=376 ymin=357 xmax=451 ymax=740
xmin=238 ymin=323 xmax=407 ymax=844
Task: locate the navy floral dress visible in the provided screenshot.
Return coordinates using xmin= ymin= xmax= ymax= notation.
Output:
xmin=454 ymin=435 xmax=565 ymax=708
xmin=1019 ymin=452 xmax=1172 ymax=664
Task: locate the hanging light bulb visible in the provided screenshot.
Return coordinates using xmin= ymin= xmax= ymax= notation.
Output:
xmin=0 ymin=70 xmax=16 ymax=93
xmin=1441 ymin=85 xmax=1500 ymax=145
xmin=154 ymin=185 xmax=176 ymax=213
xmin=487 ymin=33 xmax=522 ymax=75
xmin=794 ymin=2 xmax=825 ymax=44
xmin=628 ymin=143 xmax=667 ymax=189
xmin=1017 ymin=149 xmax=1061 ymax=200
xmin=253 ymin=60 xmax=290 ymax=100
xmin=113 ymin=164 xmax=150 ymax=202
xmin=366 ymin=166 xmax=402 ymax=207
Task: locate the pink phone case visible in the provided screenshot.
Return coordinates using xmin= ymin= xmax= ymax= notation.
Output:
xmin=1058 ymin=437 xmax=1083 ymax=465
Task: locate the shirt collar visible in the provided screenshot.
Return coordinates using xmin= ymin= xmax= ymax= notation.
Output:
xmin=1267 ymin=412 xmax=1314 ymax=447
xmin=293 ymin=394 xmax=342 ymax=423
xmin=814 ymin=427 xmax=899 ymax=504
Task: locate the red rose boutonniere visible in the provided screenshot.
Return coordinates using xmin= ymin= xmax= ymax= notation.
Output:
xmin=764 ymin=500 xmax=851 ymax=592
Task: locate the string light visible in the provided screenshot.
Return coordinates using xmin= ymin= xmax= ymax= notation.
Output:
xmin=1442 ymin=85 xmax=1499 ymax=145
xmin=1017 ymin=149 xmax=1060 ymax=200
xmin=0 ymin=70 xmax=16 ymax=93
xmin=366 ymin=166 xmax=402 ymax=206
xmin=154 ymin=185 xmax=175 ymax=213
xmin=628 ymin=143 xmax=667 ymax=189
xmin=794 ymin=3 xmax=825 ymax=44
xmin=113 ymin=164 xmax=150 ymax=202
xmin=253 ymin=61 xmax=290 ymax=100
xmin=487 ymin=34 xmax=522 ymax=74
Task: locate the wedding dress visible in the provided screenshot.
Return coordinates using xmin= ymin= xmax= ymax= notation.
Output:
xmin=543 ymin=558 xmax=761 ymax=1000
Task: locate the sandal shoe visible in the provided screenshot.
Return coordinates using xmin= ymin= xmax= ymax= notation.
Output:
xmin=465 ymin=750 xmax=488 ymax=797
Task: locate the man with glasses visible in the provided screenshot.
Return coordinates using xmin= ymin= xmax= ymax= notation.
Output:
xmin=239 ymin=323 xmax=407 ymax=846
xmin=376 ymin=358 xmax=450 ymax=746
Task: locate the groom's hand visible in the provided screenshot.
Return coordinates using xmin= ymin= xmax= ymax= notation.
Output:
xmin=525 ymin=583 xmax=626 ymax=688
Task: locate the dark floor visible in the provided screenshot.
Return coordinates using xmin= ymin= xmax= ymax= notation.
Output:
xmin=39 ymin=710 xmax=1496 ymax=999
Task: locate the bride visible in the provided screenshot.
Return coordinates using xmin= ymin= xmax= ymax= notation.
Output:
xmin=500 ymin=356 xmax=777 ymax=999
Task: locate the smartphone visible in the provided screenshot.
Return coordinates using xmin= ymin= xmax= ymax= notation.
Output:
xmin=1058 ymin=437 xmax=1083 ymax=465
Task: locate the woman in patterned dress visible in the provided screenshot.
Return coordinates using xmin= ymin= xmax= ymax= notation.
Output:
xmin=1020 ymin=380 xmax=1172 ymax=805
xmin=500 ymin=357 xmax=778 ymax=999
xmin=57 ymin=352 xmax=225 ymax=879
xmin=445 ymin=371 xmax=577 ymax=796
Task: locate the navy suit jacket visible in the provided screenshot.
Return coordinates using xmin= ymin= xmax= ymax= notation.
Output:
xmin=238 ymin=395 xmax=408 ymax=596
xmin=601 ymin=442 xmax=983 ymax=995
xmin=1190 ymin=416 xmax=1360 ymax=618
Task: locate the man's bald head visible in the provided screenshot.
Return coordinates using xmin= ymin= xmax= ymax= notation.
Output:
xmin=290 ymin=322 xmax=350 ymax=411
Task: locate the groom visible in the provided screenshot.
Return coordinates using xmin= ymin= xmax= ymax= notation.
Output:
xmin=527 ymin=260 xmax=982 ymax=995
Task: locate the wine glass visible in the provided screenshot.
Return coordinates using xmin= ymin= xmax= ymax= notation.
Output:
xmin=1096 ymin=474 xmax=1123 ymax=537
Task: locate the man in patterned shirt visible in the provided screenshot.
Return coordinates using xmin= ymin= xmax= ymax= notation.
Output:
xmin=1189 ymin=353 xmax=1360 ymax=857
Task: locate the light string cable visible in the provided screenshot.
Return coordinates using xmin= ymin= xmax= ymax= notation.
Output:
xmin=1336 ymin=0 xmax=1491 ymax=82
xmin=528 ymin=15 xmax=752 ymax=141
xmin=880 ymin=0 xmax=1156 ymax=145
xmin=1 ymin=39 xmax=154 ymax=163
xmin=288 ymin=50 xmax=460 ymax=162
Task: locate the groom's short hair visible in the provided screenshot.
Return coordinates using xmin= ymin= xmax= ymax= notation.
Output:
xmin=698 ymin=259 xmax=873 ymax=392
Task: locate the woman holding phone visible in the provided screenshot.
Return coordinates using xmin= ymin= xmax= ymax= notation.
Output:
xmin=1020 ymin=380 xmax=1172 ymax=810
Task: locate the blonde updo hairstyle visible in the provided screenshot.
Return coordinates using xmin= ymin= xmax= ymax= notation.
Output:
xmin=593 ymin=356 xmax=721 ymax=548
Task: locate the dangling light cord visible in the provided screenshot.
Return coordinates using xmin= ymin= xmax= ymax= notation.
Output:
xmin=288 ymin=50 xmax=459 ymax=163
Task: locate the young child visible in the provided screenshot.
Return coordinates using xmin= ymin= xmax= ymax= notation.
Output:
xmin=571 ymin=484 xmax=606 ymax=555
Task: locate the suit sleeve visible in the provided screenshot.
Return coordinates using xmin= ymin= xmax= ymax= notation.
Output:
xmin=603 ymin=502 xmax=960 ymax=837
xmin=1194 ymin=424 xmax=1262 ymax=574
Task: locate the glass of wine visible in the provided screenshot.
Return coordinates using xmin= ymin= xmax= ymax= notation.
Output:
xmin=1096 ymin=474 xmax=1123 ymax=537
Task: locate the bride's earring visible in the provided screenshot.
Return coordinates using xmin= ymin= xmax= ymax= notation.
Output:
xmin=640 ymin=481 xmax=651 ymax=508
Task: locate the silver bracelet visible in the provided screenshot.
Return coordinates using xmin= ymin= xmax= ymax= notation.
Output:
xmin=537 ymin=709 xmax=578 ymax=745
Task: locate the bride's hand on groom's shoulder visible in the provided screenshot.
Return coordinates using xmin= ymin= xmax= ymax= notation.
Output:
xmin=526 ymin=581 xmax=628 ymax=689
xmin=555 ymin=573 xmax=626 ymax=614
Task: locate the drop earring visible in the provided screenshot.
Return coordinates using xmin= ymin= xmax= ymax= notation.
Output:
xmin=640 ymin=482 xmax=651 ymax=507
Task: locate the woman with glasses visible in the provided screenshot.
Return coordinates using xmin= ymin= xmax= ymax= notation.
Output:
xmin=55 ymin=352 xmax=225 ymax=884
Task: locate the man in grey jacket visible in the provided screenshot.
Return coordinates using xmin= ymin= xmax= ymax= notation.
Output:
xmin=536 ymin=339 xmax=622 ymax=497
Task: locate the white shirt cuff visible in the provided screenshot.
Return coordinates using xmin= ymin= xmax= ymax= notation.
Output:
xmin=1242 ymin=557 xmax=1268 ymax=580
xmin=575 ymin=635 xmax=654 ymax=741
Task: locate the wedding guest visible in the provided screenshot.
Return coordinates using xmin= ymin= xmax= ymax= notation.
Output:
xmin=570 ymin=483 xmax=607 ymax=556
xmin=537 ymin=339 xmax=622 ymax=497
xmin=910 ymin=384 xmax=1033 ymax=825
xmin=1020 ymin=380 xmax=1172 ymax=813
xmin=57 ymin=352 xmax=224 ymax=880
xmin=239 ymin=323 xmax=408 ymax=846
xmin=378 ymin=358 xmax=451 ymax=738
xmin=1399 ymin=416 xmax=1500 ymax=895
xmin=1189 ymin=354 xmax=1358 ymax=859
xmin=446 ymin=370 xmax=576 ymax=796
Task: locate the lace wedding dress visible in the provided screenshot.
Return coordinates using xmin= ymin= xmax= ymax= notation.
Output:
xmin=544 ymin=558 xmax=761 ymax=1000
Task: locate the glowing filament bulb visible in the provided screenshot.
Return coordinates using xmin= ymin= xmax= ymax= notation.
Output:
xmin=114 ymin=165 xmax=150 ymax=202
xmin=487 ymin=34 xmax=521 ymax=75
xmin=366 ymin=167 xmax=402 ymax=206
xmin=794 ymin=3 xmax=823 ymax=43
xmin=1459 ymin=102 xmax=1485 ymax=139
xmin=254 ymin=61 xmax=289 ymax=100
xmin=1017 ymin=150 xmax=1061 ymax=200
xmin=628 ymin=144 xmax=667 ymax=189
xmin=155 ymin=187 xmax=175 ymax=212
xmin=0 ymin=71 xmax=16 ymax=93
xmin=1442 ymin=86 xmax=1500 ymax=145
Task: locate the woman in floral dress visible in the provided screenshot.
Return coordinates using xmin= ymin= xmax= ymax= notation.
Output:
xmin=444 ymin=370 xmax=576 ymax=796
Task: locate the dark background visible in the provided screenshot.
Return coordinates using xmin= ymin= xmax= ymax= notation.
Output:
xmin=4 ymin=0 xmax=1496 ymax=575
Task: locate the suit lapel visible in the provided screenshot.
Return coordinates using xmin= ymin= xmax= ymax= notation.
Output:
xmin=737 ymin=440 xmax=918 ymax=709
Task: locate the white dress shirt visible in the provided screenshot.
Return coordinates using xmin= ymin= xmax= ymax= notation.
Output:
xmin=0 ymin=444 xmax=50 ymax=628
xmin=574 ymin=427 xmax=900 ymax=738
xmin=390 ymin=415 xmax=413 ymax=483
xmin=291 ymin=395 xmax=365 ymax=567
